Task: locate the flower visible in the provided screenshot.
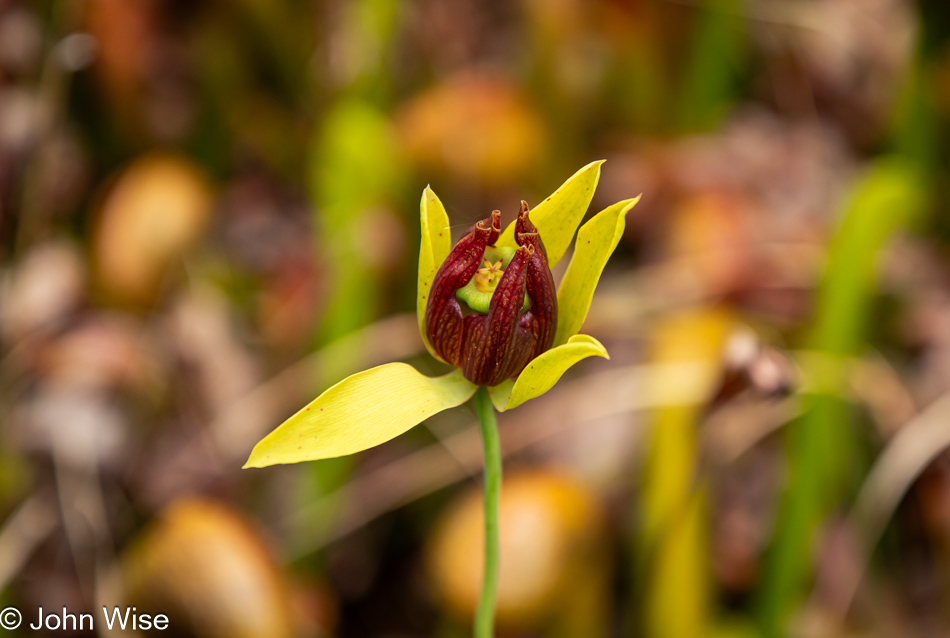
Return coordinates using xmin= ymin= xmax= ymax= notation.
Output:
xmin=425 ymin=201 xmax=556 ymax=386
xmin=245 ymin=161 xmax=639 ymax=468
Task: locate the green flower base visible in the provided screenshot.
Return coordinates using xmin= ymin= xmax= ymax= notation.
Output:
xmin=455 ymin=246 xmax=530 ymax=314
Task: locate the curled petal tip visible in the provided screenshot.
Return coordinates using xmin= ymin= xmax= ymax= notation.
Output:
xmin=515 ymin=242 xmax=533 ymax=256
xmin=515 ymin=202 xmax=538 ymax=246
xmin=474 ymin=210 xmax=502 ymax=244
xmin=517 ymin=201 xmax=532 ymax=231
xmin=517 ymin=233 xmax=539 ymax=253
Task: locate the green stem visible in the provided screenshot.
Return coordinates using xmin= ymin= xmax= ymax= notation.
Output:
xmin=472 ymin=386 xmax=502 ymax=638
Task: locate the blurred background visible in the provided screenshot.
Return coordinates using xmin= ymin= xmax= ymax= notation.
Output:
xmin=2 ymin=0 xmax=950 ymax=636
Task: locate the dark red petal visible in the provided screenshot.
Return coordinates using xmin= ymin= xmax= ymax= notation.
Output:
xmin=461 ymin=244 xmax=534 ymax=386
xmin=426 ymin=202 xmax=558 ymax=386
xmin=425 ymin=211 xmax=500 ymax=365
xmin=514 ymin=201 xmax=544 ymax=256
xmin=515 ymin=203 xmax=557 ymax=360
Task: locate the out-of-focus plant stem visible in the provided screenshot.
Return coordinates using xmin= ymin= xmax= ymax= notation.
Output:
xmin=676 ymin=0 xmax=746 ymax=132
xmin=756 ymin=159 xmax=927 ymax=637
xmin=472 ymin=387 xmax=501 ymax=638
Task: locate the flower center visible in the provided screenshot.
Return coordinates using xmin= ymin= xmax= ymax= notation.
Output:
xmin=456 ymin=246 xmax=530 ymax=315
xmin=473 ymin=258 xmax=505 ymax=292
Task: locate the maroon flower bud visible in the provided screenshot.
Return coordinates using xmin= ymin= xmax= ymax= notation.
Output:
xmin=425 ymin=202 xmax=557 ymax=386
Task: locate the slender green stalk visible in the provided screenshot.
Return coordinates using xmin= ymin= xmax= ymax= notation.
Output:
xmin=472 ymin=386 xmax=502 ymax=638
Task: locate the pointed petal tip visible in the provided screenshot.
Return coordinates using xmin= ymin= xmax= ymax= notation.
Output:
xmin=572 ymin=159 xmax=606 ymax=181
xmin=243 ymin=444 xmax=270 ymax=468
xmin=613 ymin=196 xmax=641 ymax=217
xmin=244 ymin=365 xmax=477 ymax=465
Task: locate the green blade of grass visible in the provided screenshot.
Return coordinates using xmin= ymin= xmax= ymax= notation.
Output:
xmin=756 ymin=159 xmax=927 ymax=637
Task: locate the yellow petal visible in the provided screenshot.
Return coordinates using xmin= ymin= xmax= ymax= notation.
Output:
xmin=244 ymin=364 xmax=476 ymax=467
xmin=554 ymin=196 xmax=641 ymax=346
xmin=503 ymin=335 xmax=609 ymax=410
xmin=487 ymin=379 xmax=515 ymax=412
xmin=418 ymin=186 xmax=453 ymax=358
xmin=497 ymin=160 xmax=604 ymax=268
